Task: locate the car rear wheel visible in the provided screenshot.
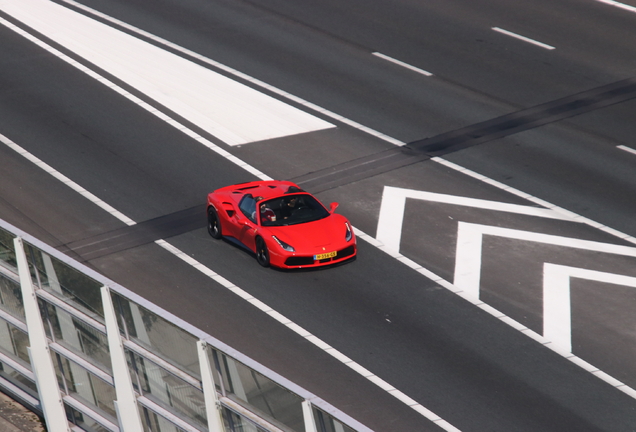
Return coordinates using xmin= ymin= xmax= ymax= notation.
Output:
xmin=207 ymin=207 xmax=222 ymax=239
xmin=255 ymin=237 xmax=270 ymax=267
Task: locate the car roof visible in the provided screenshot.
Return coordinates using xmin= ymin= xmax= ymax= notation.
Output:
xmin=214 ymin=180 xmax=307 ymax=201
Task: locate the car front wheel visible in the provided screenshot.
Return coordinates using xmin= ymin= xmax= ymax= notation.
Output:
xmin=207 ymin=207 xmax=222 ymax=239
xmin=255 ymin=237 xmax=270 ymax=267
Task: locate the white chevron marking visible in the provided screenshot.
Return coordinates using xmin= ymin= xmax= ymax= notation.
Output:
xmin=543 ymin=264 xmax=636 ymax=353
xmin=376 ymin=186 xmax=575 ymax=252
xmin=453 ymin=222 xmax=636 ymax=301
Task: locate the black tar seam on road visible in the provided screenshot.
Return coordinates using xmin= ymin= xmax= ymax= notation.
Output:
xmin=295 ymin=77 xmax=636 ymax=193
xmin=56 ymin=205 xmax=205 ymax=261
xmin=409 ymin=77 xmax=636 ymax=156
xmin=59 ymin=78 xmax=636 ymax=260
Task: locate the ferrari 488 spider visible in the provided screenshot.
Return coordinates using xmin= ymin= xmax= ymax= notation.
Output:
xmin=207 ymin=180 xmax=356 ymax=268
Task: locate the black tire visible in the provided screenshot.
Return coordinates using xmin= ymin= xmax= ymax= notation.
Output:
xmin=255 ymin=237 xmax=270 ymax=267
xmin=207 ymin=207 xmax=222 ymax=239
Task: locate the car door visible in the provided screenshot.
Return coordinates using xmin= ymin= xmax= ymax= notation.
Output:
xmin=228 ymin=194 xmax=259 ymax=251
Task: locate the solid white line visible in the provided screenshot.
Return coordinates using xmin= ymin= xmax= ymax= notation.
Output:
xmin=617 ymin=145 xmax=636 ymax=155
xmin=596 ymin=0 xmax=636 ymax=13
xmin=0 ymin=135 xmax=458 ymax=430
xmin=158 ymin=236 xmax=461 ymax=432
xmin=492 ymin=27 xmax=555 ymax=50
xmin=372 ymin=52 xmax=433 ymax=76
xmin=0 ymin=133 xmax=136 ymax=227
xmin=432 ymin=157 xmax=636 ymax=247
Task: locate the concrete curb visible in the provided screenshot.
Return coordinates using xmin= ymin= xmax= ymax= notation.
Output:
xmin=0 ymin=391 xmax=45 ymax=432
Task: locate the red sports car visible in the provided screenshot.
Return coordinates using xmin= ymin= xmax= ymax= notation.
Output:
xmin=207 ymin=180 xmax=356 ymax=268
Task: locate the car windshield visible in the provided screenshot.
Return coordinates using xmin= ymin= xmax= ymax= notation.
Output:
xmin=259 ymin=194 xmax=330 ymax=226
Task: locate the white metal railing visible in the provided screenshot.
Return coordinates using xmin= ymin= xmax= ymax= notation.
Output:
xmin=0 ymin=218 xmax=370 ymax=432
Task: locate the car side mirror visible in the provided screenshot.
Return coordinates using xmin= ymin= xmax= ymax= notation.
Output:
xmin=329 ymin=202 xmax=339 ymax=213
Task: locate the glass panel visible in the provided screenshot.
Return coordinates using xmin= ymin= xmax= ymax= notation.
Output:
xmin=219 ymin=354 xmax=304 ymax=432
xmin=0 ymin=361 xmax=38 ymax=397
xmin=0 ymin=320 xmax=15 ymax=357
xmin=0 ymin=273 xmax=24 ymax=320
xmin=0 ymin=320 xmax=30 ymax=365
xmin=10 ymin=325 xmax=29 ymax=364
xmin=65 ymin=403 xmax=113 ymax=432
xmin=40 ymin=299 xmax=111 ymax=372
xmin=54 ymin=352 xmax=117 ymax=421
xmin=223 ymin=406 xmax=267 ymax=432
xmin=313 ymin=407 xmax=355 ymax=432
xmin=209 ymin=347 xmax=224 ymax=393
xmin=131 ymin=351 xmax=206 ymax=428
xmin=25 ymin=243 xmax=103 ymax=319
xmin=0 ymin=228 xmax=17 ymax=271
xmin=112 ymin=292 xmax=131 ymax=337
xmin=139 ymin=403 xmax=189 ymax=432
xmin=117 ymin=294 xmax=199 ymax=377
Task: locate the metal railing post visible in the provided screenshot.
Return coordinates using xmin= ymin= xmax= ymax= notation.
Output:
xmin=302 ymin=400 xmax=318 ymax=432
xmin=14 ymin=237 xmax=71 ymax=432
xmin=197 ymin=341 xmax=225 ymax=432
xmin=101 ymin=286 xmax=144 ymax=432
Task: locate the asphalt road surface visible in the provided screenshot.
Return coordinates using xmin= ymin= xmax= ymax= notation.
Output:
xmin=1 ymin=0 xmax=636 ymax=431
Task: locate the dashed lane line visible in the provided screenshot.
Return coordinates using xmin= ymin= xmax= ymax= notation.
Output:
xmin=617 ymin=144 xmax=636 ymax=156
xmin=596 ymin=0 xmax=636 ymax=13
xmin=372 ymin=52 xmax=434 ymax=76
xmin=492 ymin=27 xmax=556 ymax=50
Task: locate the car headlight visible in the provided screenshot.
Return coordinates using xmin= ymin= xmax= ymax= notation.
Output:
xmin=272 ymin=236 xmax=295 ymax=252
xmin=345 ymin=222 xmax=353 ymax=242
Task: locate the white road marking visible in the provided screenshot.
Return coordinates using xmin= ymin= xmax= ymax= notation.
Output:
xmin=492 ymin=27 xmax=556 ymax=50
xmin=453 ymin=221 xmax=636 ymax=301
xmin=374 ymin=185 xmax=636 ymax=400
xmin=450 ymin=222 xmax=636 ymax=397
xmin=0 ymin=133 xmax=136 ymax=227
xmin=617 ymin=144 xmax=636 ymax=155
xmin=372 ymin=52 xmax=433 ymax=76
xmin=543 ymin=264 xmax=636 ymax=353
xmin=376 ymin=186 xmax=575 ymax=252
xmin=366 ymin=220 xmax=636 ymax=400
xmin=59 ymin=0 xmax=406 ymax=147
xmin=596 ymin=0 xmax=636 ymax=13
xmin=0 ymin=15 xmax=273 ymax=183
xmin=0 ymin=0 xmax=334 ymax=146
xmin=155 ymin=234 xmax=455 ymax=432
xmin=432 ymin=157 xmax=636 ymax=246
xmin=0 ymin=120 xmax=458 ymax=430
xmin=0 ymin=138 xmax=458 ymax=430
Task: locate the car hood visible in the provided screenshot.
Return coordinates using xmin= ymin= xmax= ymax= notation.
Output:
xmin=265 ymin=215 xmax=349 ymax=251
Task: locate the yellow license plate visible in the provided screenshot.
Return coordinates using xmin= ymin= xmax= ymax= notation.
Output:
xmin=314 ymin=251 xmax=337 ymax=260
